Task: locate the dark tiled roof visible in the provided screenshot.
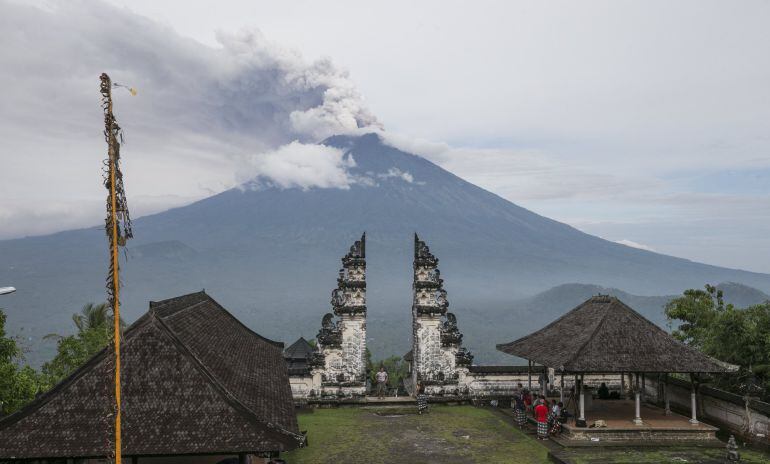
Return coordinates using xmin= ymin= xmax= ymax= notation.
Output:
xmin=0 ymin=292 xmax=301 ymax=459
xmin=284 ymin=337 xmax=314 ymax=360
xmin=284 ymin=338 xmax=314 ymax=377
xmin=496 ymin=295 xmax=737 ymax=374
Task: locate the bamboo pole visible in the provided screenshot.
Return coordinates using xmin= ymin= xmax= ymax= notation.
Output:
xmin=101 ymin=73 xmax=133 ymax=464
xmin=105 ymin=74 xmax=122 ymax=464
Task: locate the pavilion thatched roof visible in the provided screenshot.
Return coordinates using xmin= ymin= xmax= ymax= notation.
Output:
xmin=284 ymin=337 xmax=315 ymax=376
xmin=496 ymin=295 xmax=737 ymax=374
xmin=0 ymin=291 xmax=302 ymax=460
xmin=284 ymin=337 xmax=314 ymax=360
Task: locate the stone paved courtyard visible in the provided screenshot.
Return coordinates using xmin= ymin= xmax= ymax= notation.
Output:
xmin=282 ymin=405 xmax=770 ymax=464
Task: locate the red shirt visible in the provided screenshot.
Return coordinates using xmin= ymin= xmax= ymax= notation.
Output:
xmin=534 ymin=403 xmax=549 ymax=423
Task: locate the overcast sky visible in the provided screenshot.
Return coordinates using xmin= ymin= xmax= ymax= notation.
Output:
xmin=2 ymin=0 xmax=769 ymax=273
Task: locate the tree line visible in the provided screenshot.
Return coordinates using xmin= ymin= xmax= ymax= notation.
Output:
xmin=2 ymin=283 xmax=769 ymax=415
xmin=665 ymin=284 xmax=770 ymax=401
xmin=0 ymin=303 xmax=123 ymax=416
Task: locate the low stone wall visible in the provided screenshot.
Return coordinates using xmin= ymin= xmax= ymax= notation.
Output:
xmin=643 ymin=375 xmax=770 ymax=446
xmin=561 ymin=422 xmax=717 ymax=443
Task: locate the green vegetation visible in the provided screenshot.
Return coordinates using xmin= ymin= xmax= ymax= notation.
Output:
xmin=283 ymin=405 xmax=550 ymax=464
xmin=365 ymin=348 xmax=410 ymax=393
xmin=39 ymin=302 xmax=123 ymax=390
xmin=0 ymin=302 xmax=120 ymax=415
xmin=666 ymin=284 xmax=770 ymax=400
xmin=0 ymin=309 xmax=40 ymax=415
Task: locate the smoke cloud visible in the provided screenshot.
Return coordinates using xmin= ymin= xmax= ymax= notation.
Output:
xmin=0 ymin=0 xmax=380 ymax=238
xmin=239 ymin=142 xmax=357 ymax=190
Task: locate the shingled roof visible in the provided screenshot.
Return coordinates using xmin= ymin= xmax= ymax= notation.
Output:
xmin=284 ymin=337 xmax=314 ymax=376
xmin=496 ymin=295 xmax=737 ymax=374
xmin=284 ymin=337 xmax=314 ymax=360
xmin=0 ymin=291 xmax=302 ymax=460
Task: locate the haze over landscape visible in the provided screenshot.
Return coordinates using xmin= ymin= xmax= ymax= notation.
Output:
xmin=2 ymin=0 xmax=770 ymax=367
xmin=3 ymin=134 xmax=770 ymax=365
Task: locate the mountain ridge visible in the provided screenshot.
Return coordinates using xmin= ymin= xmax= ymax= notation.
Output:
xmin=2 ymin=133 xmax=769 ymax=365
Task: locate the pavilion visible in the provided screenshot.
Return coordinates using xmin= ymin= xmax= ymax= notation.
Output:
xmin=497 ymin=295 xmax=737 ymax=442
xmin=0 ymin=291 xmax=303 ymax=463
xmin=284 ymin=337 xmax=315 ymax=377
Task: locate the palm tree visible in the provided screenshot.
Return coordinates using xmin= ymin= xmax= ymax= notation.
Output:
xmin=44 ymin=302 xmax=124 ymax=340
xmin=72 ymin=302 xmax=111 ymax=332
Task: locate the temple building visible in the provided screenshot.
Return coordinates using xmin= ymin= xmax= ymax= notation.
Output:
xmin=497 ymin=295 xmax=737 ymax=443
xmin=0 ymin=292 xmax=303 ymax=463
xmin=409 ymin=234 xmax=474 ymax=395
xmin=287 ymin=234 xmax=368 ymax=399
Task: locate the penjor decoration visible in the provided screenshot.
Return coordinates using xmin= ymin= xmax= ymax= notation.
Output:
xmin=100 ymin=73 xmax=134 ymax=464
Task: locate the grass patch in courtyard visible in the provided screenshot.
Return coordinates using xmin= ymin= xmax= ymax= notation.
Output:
xmin=282 ymin=405 xmax=770 ymax=463
xmin=282 ymin=405 xmax=550 ymax=464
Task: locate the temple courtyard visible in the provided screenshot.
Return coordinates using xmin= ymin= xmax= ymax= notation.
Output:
xmin=282 ymin=405 xmax=770 ymax=464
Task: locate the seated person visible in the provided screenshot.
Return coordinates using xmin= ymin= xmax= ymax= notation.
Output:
xmin=597 ymin=382 xmax=610 ymax=400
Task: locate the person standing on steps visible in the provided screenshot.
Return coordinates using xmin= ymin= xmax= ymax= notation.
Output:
xmin=512 ymin=384 xmax=527 ymax=429
xmin=375 ymin=366 xmax=389 ymax=399
xmin=416 ymin=381 xmax=429 ymax=414
xmin=535 ymin=395 xmax=549 ymax=440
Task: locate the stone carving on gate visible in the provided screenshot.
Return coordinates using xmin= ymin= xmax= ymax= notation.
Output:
xmin=307 ymin=234 xmax=368 ymax=397
xmin=410 ymin=234 xmax=473 ymax=394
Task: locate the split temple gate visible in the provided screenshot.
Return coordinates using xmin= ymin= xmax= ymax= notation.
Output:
xmin=286 ymin=234 xmax=532 ymax=401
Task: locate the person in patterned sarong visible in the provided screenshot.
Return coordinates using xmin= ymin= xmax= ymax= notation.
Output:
xmin=534 ymin=396 xmax=549 ymax=440
xmin=416 ymin=381 xmax=429 ymax=414
xmin=548 ymin=400 xmax=563 ymax=435
xmin=512 ymin=384 xmax=527 ymax=429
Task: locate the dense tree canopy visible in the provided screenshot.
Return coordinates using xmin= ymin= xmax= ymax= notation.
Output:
xmin=0 ymin=309 xmax=40 ymax=415
xmin=0 ymin=302 xmax=122 ymax=415
xmin=666 ymin=284 xmax=770 ymax=399
xmin=40 ymin=302 xmax=123 ymax=390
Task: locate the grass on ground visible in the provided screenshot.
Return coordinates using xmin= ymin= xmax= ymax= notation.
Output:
xmin=282 ymin=405 xmax=770 ymax=464
xmin=282 ymin=405 xmax=550 ymax=464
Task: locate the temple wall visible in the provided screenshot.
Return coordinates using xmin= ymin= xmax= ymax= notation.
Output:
xmin=289 ymin=375 xmax=316 ymax=398
xmin=643 ymin=376 xmax=770 ymax=446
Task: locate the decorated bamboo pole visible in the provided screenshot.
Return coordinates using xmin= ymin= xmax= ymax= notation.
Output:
xmin=100 ymin=73 xmax=133 ymax=464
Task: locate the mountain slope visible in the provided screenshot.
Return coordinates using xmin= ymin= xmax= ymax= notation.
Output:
xmin=2 ymin=133 xmax=770 ymax=365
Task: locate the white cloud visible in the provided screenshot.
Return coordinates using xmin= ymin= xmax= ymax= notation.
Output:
xmin=614 ymin=239 xmax=656 ymax=252
xmin=377 ymin=168 xmax=414 ymax=183
xmin=239 ymin=142 xmax=356 ymax=190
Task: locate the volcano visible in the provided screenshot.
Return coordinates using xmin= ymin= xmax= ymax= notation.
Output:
xmin=2 ymin=133 xmax=769 ymax=364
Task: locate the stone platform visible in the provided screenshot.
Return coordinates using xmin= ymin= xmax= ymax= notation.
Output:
xmin=557 ymin=400 xmax=720 ymax=446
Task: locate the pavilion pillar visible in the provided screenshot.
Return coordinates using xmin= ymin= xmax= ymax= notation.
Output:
xmin=528 ymin=360 xmax=532 ymax=390
xmin=541 ymin=366 xmax=547 ymax=398
xmin=633 ymin=373 xmax=643 ymax=425
xmin=664 ymin=373 xmax=671 ymax=415
xmin=560 ymin=373 xmax=564 ymax=403
xmin=689 ymin=374 xmax=699 ymax=425
xmin=578 ymin=374 xmax=586 ymax=422
xmin=620 ymin=372 xmax=625 ymax=399
xmin=641 ymin=373 xmax=646 ymax=403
